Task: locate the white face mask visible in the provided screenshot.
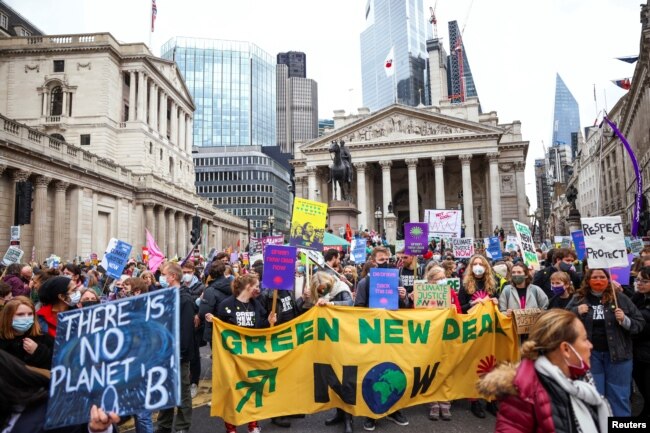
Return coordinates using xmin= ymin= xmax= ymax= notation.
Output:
xmin=472 ymin=265 xmax=486 ymax=276
xmin=182 ymin=274 xmax=193 ymax=284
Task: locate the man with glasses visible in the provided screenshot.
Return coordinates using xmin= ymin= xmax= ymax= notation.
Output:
xmin=155 ymin=262 xmax=197 ymax=433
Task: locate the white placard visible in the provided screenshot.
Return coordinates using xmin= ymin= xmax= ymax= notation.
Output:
xmin=513 ymin=220 xmax=540 ymax=270
xmin=581 ymin=216 xmax=628 ymax=268
xmin=424 ymin=209 xmax=462 ymax=239
xmin=10 ymin=226 xmax=20 ymax=241
xmin=451 ymin=237 xmax=475 ymax=258
xmin=2 ymin=246 xmax=24 ymax=266
xmin=505 ymin=235 xmax=519 ymax=252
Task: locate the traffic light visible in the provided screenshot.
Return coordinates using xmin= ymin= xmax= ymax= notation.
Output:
xmin=190 ymin=215 xmax=201 ymax=245
xmin=15 ymin=181 xmax=33 ymax=225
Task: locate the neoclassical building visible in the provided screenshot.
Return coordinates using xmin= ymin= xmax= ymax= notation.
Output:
xmin=292 ymin=99 xmax=530 ymax=239
xmin=0 ymin=32 xmax=247 ymax=261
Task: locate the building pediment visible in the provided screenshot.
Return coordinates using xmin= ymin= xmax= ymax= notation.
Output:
xmin=301 ymin=104 xmax=503 ymax=153
xmin=147 ymin=57 xmax=195 ymax=109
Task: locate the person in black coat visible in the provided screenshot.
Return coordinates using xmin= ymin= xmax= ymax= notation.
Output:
xmin=631 ymin=266 xmax=650 ymax=417
xmin=198 ymin=261 xmax=232 ymax=345
xmin=181 ymin=261 xmax=205 ymax=399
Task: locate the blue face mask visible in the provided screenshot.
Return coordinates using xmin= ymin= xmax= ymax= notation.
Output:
xmin=297 ymin=266 xmax=306 ymax=274
xmin=159 ymin=276 xmax=169 ymax=288
xmin=12 ymin=317 xmax=34 ymax=333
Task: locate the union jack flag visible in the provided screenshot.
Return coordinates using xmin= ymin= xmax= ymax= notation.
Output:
xmin=151 ymin=0 xmax=158 ymax=32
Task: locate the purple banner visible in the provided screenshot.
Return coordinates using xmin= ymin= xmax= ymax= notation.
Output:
xmin=369 ymin=268 xmax=399 ymax=310
xmin=603 ymin=117 xmax=642 ymax=236
xmin=262 ymin=245 xmax=296 ymax=290
xmin=610 ymin=266 xmax=631 ymax=286
xmin=404 ymin=223 xmax=429 ymax=256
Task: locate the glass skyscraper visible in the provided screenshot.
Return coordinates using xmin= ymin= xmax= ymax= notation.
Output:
xmin=552 ymin=73 xmax=580 ymax=156
xmin=361 ymin=0 xmax=432 ymax=111
xmin=161 ymin=37 xmax=276 ymax=147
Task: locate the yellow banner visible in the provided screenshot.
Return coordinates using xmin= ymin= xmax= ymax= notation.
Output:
xmin=210 ymin=303 xmax=519 ymax=424
xmin=288 ymin=197 xmax=327 ymax=250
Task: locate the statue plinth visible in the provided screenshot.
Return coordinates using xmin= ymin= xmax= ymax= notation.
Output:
xmin=328 ymin=200 xmax=361 ymax=234
xmin=384 ymin=213 xmax=398 ymax=246
xmin=566 ymin=208 xmax=581 ymax=234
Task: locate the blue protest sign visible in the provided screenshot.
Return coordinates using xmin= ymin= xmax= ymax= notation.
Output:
xmin=351 ymin=238 xmax=367 ymax=264
xmin=570 ymin=230 xmax=586 ymax=261
xmin=45 ymin=289 xmax=180 ymax=429
xmin=487 ymin=237 xmax=503 ymax=260
xmin=369 ymin=268 xmax=399 ymax=310
xmin=100 ymin=238 xmax=133 ymax=279
xmin=262 ymin=245 xmax=297 ymax=290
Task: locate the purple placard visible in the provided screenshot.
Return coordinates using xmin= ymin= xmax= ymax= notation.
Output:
xmin=571 ymin=230 xmax=586 ymax=261
xmin=610 ymin=266 xmax=631 ymax=286
xmin=369 ymin=268 xmax=399 ymax=310
xmin=404 ymin=223 xmax=429 ymax=256
xmin=230 ymin=252 xmax=239 ymax=264
xmin=262 ymin=245 xmax=297 ymax=291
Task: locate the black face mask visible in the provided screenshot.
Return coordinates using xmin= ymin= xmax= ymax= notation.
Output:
xmin=376 ymin=262 xmax=393 ymax=269
xmin=80 ymin=300 xmax=100 ymax=308
xmin=344 ymin=273 xmax=354 ymax=282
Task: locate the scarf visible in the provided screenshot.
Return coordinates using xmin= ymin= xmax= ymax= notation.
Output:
xmin=325 ymin=279 xmax=352 ymax=302
xmin=534 ymin=356 xmax=611 ymax=433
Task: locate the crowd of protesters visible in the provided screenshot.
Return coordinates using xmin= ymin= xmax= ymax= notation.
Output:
xmin=1 ymin=237 xmax=649 ymax=433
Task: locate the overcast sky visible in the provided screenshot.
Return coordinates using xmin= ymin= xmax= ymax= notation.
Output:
xmin=6 ymin=0 xmax=643 ymax=210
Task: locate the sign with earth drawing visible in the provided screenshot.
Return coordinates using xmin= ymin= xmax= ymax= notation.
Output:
xmin=207 ymin=303 xmax=519 ymax=424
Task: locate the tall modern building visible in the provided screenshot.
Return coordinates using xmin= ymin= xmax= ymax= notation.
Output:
xmin=277 ymin=51 xmax=306 ymax=78
xmin=276 ymin=61 xmax=318 ymax=156
xmin=360 ymin=0 xmax=432 ymax=111
xmin=447 ymin=20 xmax=479 ymax=104
xmin=552 ymin=73 xmax=581 ymax=159
xmin=535 ymin=158 xmax=551 ymax=241
xmin=162 ymin=37 xmax=290 ymax=234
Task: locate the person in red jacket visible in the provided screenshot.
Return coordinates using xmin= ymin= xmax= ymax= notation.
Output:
xmin=35 ymin=276 xmax=78 ymax=338
xmin=478 ymin=309 xmax=611 ymax=433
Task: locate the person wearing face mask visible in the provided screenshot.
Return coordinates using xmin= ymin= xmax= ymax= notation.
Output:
xmin=35 ymin=276 xmax=80 ymax=338
xmin=498 ymin=263 xmax=549 ymax=319
xmin=62 ymin=264 xmax=85 ymax=290
xmin=532 ymin=248 xmax=582 ymax=299
xmin=566 ymin=268 xmax=645 ymax=417
xmin=180 ymin=261 xmax=204 ymax=400
xmin=548 ymin=271 xmax=574 ymax=309
xmin=77 ymin=288 xmax=101 ymax=308
xmin=0 ymin=296 xmax=54 ymax=369
xmin=631 ymin=266 xmax=650 ymax=417
xmin=478 ymin=309 xmax=611 ymax=433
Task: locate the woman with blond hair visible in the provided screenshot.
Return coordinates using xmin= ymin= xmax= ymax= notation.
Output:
xmin=300 ymin=271 xmax=353 ymax=310
xmin=548 ymin=271 xmax=574 ymax=309
xmin=0 ymin=296 xmax=54 ymax=369
xmin=566 ymin=268 xmax=645 ymax=417
xmin=478 ymin=309 xmax=611 ymax=432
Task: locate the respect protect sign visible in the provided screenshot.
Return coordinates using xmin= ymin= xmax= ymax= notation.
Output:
xmin=581 ymin=216 xmax=628 ymax=268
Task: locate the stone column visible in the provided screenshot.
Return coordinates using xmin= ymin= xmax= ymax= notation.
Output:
xmin=170 ymin=102 xmax=177 ymax=145
xmin=137 ymin=72 xmax=146 ymax=121
xmin=515 ymin=161 xmax=528 ymax=222
xmin=185 ymin=117 xmax=193 ymax=151
xmin=33 ymin=176 xmax=51 ymax=261
xmin=148 ymin=81 xmax=155 ymax=127
xmin=128 ymin=71 xmax=136 ymax=121
xmin=156 ymin=206 xmax=166 ymax=256
xmin=406 ymin=158 xmax=419 ymax=222
xmin=151 ymin=84 xmax=158 ymax=131
xmin=159 ymin=92 xmax=167 ymax=137
xmin=42 ymin=91 xmax=48 ymax=116
xmin=306 ymin=166 xmax=317 ymax=201
xmin=354 ymin=162 xmax=367 ymax=230
xmin=9 ymin=170 xmax=30 ymax=226
xmin=54 ymin=181 xmax=69 ymax=258
xmin=61 ymin=91 xmax=68 ymax=117
xmin=487 ymin=153 xmax=502 ymax=230
xmin=176 ymin=212 xmax=186 ymax=257
xmin=167 ymin=210 xmax=176 ymax=257
xmin=144 ymin=202 xmax=155 ymax=234
xmin=216 ymin=226 xmax=224 ymax=251
xmin=460 ymin=154 xmax=475 ymax=238
xmin=379 ymin=160 xmax=393 ymax=215
xmin=178 ymin=112 xmax=186 ymax=150
xmin=186 ymin=216 xmax=193 ymax=250
xmin=432 ymin=156 xmax=446 ymax=209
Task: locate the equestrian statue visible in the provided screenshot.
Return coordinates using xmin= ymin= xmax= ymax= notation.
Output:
xmin=328 ymin=139 xmax=353 ymax=201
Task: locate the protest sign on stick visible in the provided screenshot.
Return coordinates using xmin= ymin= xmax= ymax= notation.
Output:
xmin=404 ymin=223 xmax=429 ymax=255
xmin=512 ymin=220 xmax=540 ymax=270
xmin=369 ymin=268 xmax=399 ymax=310
xmin=2 ymin=246 xmax=24 ymax=266
xmin=289 ymin=198 xmax=327 ymax=250
xmin=351 ymin=238 xmax=367 ymax=264
xmin=505 ymin=235 xmax=519 ymax=252
xmin=571 ymin=230 xmax=586 ymax=260
xmin=45 ymin=289 xmax=180 ymax=429
xmin=424 ymin=209 xmax=462 ymax=239
xmin=262 ymin=245 xmax=297 ymax=291
xmin=512 ymin=308 xmax=543 ymax=335
xmin=413 ymin=280 xmax=451 ymax=309
xmin=580 ymin=216 xmax=628 ymax=269
xmin=452 ymin=238 xmax=474 ymax=259
xmin=99 ymin=238 xmax=133 ymax=279
xmin=486 ymin=237 xmax=503 ymax=260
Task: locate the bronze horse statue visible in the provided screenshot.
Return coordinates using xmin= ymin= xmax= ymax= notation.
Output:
xmin=328 ymin=140 xmax=352 ymax=201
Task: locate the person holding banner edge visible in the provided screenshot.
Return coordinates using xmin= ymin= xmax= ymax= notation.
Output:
xmin=631 ymin=266 xmax=650 ymax=417
xmin=566 ymin=268 xmax=645 ymax=417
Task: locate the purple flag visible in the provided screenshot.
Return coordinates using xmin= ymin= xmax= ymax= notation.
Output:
xmin=404 ymin=223 xmax=429 ymax=256
xmin=262 ymin=245 xmax=296 ymax=291
xmin=610 ymin=266 xmax=631 ymax=286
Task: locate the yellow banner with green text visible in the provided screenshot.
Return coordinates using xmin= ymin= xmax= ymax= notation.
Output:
xmin=210 ymin=302 xmax=519 ymax=425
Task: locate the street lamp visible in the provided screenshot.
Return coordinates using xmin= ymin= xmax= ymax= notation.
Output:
xmin=268 ymin=215 xmax=275 ymax=236
xmin=374 ymin=206 xmax=383 ymax=234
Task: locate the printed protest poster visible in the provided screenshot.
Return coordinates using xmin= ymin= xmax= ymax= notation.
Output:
xmin=45 ymin=289 xmax=180 ymax=428
xmin=571 ymin=230 xmax=586 ymax=260
xmin=2 ymin=246 xmax=24 ymax=266
xmin=445 ymin=277 xmax=461 ymax=293
xmin=262 ymin=245 xmax=297 ymax=291
xmin=581 ymin=216 xmax=628 ymax=268
xmin=289 ymin=198 xmax=328 ymax=250
xmin=486 ymin=237 xmax=503 ymax=260
xmin=369 ymin=268 xmax=399 ymax=310
xmin=424 ymin=209 xmax=462 ymax=239
xmin=99 ymin=238 xmax=133 ymax=279
xmin=351 ymin=238 xmax=367 ymax=264
xmin=505 ymin=235 xmax=519 ymax=252
xmin=512 ymin=220 xmax=540 ymax=270
xmin=560 ymin=237 xmax=572 ymax=248
xmin=230 ymin=252 xmax=239 ymax=264
xmin=452 ymin=238 xmax=474 ymax=258
xmin=630 ymin=238 xmax=644 ymax=255
xmin=413 ymin=280 xmax=451 ymax=309
xmin=404 ymin=223 xmax=429 ymax=255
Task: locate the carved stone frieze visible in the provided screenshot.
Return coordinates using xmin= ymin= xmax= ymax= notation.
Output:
xmin=342 ymin=114 xmax=470 ymax=143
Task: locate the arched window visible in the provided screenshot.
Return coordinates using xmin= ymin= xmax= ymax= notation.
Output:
xmin=50 ymin=86 xmax=63 ymax=116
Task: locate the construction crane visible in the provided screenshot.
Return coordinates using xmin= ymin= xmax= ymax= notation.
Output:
xmin=429 ymin=1 xmax=439 ymax=39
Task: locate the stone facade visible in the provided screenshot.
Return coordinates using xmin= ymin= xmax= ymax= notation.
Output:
xmin=0 ymin=33 xmax=247 ymax=261
xmin=292 ymin=101 xmax=529 ymax=239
